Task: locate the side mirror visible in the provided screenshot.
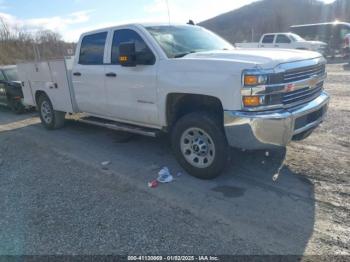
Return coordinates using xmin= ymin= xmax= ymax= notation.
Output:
xmin=119 ymin=42 xmax=136 ymax=67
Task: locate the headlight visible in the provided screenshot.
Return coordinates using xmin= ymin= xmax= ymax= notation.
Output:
xmin=243 ymin=73 xmax=268 ymax=87
xmin=242 ymin=69 xmax=271 ymax=107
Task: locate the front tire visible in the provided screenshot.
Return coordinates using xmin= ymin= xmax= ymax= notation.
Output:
xmin=171 ymin=112 xmax=229 ymax=180
xmin=38 ymin=95 xmax=65 ymax=130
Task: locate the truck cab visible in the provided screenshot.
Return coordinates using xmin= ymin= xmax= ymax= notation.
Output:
xmin=237 ymin=33 xmax=327 ymax=55
xmin=72 ymin=26 xmax=159 ymax=127
xmin=260 ymin=33 xmax=327 ymax=53
xmin=18 ymin=24 xmax=330 ymax=179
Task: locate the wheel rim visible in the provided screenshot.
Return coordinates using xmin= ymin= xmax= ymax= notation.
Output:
xmin=41 ymin=101 xmax=53 ymax=124
xmin=180 ymin=127 xmax=216 ymax=168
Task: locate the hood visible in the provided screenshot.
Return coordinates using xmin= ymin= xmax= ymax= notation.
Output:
xmin=184 ymin=49 xmax=322 ymax=69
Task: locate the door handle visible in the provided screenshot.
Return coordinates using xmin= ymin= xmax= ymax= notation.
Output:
xmin=275 ymin=45 xmax=279 ymax=47
xmin=73 ymin=72 xmax=81 ymax=76
xmin=106 ymin=72 xmax=117 ymax=77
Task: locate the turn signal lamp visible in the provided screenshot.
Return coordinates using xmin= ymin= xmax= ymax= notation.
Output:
xmin=119 ymin=56 xmax=128 ymax=62
xmin=243 ymin=96 xmax=261 ymax=107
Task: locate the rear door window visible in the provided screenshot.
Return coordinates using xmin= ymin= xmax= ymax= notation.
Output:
xmin=79 ymin=32 xmax=108 ymax=65
xmin=262 ymin=35 xmax=275 ymax=44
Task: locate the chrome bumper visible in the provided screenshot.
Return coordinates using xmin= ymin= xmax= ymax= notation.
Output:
xmin=224 ymin=92 xmax=330 ymax=150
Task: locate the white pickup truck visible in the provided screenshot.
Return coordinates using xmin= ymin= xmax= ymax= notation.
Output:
xmin=236 ymin=33 xmax=327 ymax=54
xmin=17 ymin=24 xmax=330 ymax=179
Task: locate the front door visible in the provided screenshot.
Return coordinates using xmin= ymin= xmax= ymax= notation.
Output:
xmin=104 ymin=28 xmax=159 ymax=126
xmin=72 ymin=31 xmax=109 ymax=116
xmin=275 ymin=34 xmax=292 ymax=49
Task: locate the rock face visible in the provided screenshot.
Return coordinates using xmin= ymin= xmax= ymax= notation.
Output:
xmin=199 ymin=0 xmax=350 ymax=44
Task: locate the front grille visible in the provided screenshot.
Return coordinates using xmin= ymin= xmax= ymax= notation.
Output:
xmin=283 ymin=63 xmax=326 ymax=83
xmin=282 ymin=82 xmax=324 ymax=105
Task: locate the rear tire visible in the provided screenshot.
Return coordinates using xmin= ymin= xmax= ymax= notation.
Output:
xmin=171 ymin=112 xmax=229 ymax=180
xmin=38 ymin=94 xmax=65 ymax=130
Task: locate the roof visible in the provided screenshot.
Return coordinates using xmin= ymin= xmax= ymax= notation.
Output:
xmin=0 ymin=65 xmax=16 ymax=70
xmin=81 ymin=23 xmax=198 ymax=36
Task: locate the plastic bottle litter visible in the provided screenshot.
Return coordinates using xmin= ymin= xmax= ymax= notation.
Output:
xmin=157 ymin=167 xmax=174 ymax=183
xmin=101 ymin=161 xmax=111 ymax=166
xmin=101 ymin=161 xmax=111 ymax=170
xmin=148 ymin=180 xmax=159 ymax=188
xmin=272 ymin=173 xmax=280 ymax=181
xmin=265 ymin=151 xmax=270 ymax=157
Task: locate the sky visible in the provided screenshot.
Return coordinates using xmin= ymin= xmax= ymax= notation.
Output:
xmin=0 ymin=0 xmax=336 ymax=42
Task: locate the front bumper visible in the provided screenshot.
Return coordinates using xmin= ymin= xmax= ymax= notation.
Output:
xmin=224 ymin=92 xmax=330 ymax=150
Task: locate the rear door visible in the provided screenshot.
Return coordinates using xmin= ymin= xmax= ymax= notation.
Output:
xmin=260 ymin=34 xmax=276 ymax=48
xmin=0 ymin=70 xmax=7 ymax=105
xmin=72 ymin=31 xmax=109 ymax=115
xmin=104 ymin=28 xmax=159 ymax=126
xmin=275 ymin=34 xmax=292 ymax=49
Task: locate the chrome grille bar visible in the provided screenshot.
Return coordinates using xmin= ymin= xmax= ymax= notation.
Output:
xmin=283 ymin=64 xmax=326 ymax=83
xmin=283 ymin=83 xmax=323 ymax=105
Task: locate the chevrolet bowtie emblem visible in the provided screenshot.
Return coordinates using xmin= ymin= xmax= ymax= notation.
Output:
xmin=308 ymin=75 xmax=319 ymax=87
xmin=285 ymin=83 xmax=295 ymax=92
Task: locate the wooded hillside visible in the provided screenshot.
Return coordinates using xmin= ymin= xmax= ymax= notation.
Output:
xmin=0 ymin=19 xmax=75 ymax=65
xmin=200 ymin=0 xmax=350 ymax=43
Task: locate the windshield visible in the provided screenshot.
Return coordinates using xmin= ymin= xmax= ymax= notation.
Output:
xmin=3 ymin=68 xmax=19 ymax=81
xmin=289 ymin=33 xmax=305 ymax=42
xmin=146 ymin=25 xmax=234 ymax=58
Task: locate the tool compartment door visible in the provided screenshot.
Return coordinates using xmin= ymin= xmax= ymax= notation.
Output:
xmin=17 ymin=59 xmax=75 ymax=113
xmin=48 ymin=60 xmax=76 ymax=113
xmin=17 ymin=62 xmax=38 ymax=106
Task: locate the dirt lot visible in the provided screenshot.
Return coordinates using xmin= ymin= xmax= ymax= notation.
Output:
xmin=0 ymin=64 xmax=349 ymax=256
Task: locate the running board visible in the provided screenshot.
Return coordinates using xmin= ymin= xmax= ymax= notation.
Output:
xmin=77 ymin=116 xmax=160 ymax=137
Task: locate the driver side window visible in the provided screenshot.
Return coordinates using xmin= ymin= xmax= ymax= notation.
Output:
xmin=276 ymin=35 xmax=291 ymax=44
xmin=262 ymin=35 xmax=275 ymax=44
xmin=111 ymin=29 xmax=155 ymax=65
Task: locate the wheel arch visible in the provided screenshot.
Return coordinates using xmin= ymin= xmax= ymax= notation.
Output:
xmin=165 ymin=93 xmax=224 ymax=131
xmin=35 ymin=90 xmax=48 ymax=106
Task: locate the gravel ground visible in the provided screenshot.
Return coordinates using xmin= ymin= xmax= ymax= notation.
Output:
xmin=0 ymin=64 xmax=349 ymax=256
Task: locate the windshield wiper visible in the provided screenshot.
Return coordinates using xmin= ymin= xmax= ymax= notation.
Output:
xmin=174 ymin=51 xmax=197 ymax=58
